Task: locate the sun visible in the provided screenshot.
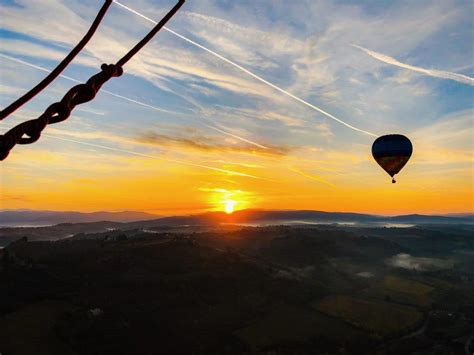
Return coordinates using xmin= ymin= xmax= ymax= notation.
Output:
xmin=224 ymin=200 xmax=236 ymax=214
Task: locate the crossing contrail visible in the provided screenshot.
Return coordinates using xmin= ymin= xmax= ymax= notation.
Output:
xmin=202 ymin=123 xmax=268 ymax=149
xmin=0 ymin=53 xmax=180 ymax=115
xmin=288 ymin=166 xmax=335 ymax=188
xmin=45 ymin=133 xmax=267 ymax=179
xmin=0 ymin=119 xmax=267 ymax=180
xmin=0 ymin=53 xmax=268 ymax=148
xmin=113 ymin=0 xmax=378 ymax=137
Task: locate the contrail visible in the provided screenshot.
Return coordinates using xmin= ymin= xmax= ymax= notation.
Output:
xmin=202 ymin=123 xmax=269 ymax=149
xmin=288 ymin=166 xmax=335 ymax=188
xmin=0 ymin=116 xmax=269 ymax=179
xmin=0 ymin=53 xmax=180 ymax=115
xmin=353 ymin=44 xmax=474 ymax=86
xmin=0 ymin=123 xmax=267 ymax=180
xmin=112 ymin=0 xmax=378 ymax=137
xmin=0 ymin=53 xmax=268 ymax=148
xmin=46 ymin=134 xmax=263 ymax=178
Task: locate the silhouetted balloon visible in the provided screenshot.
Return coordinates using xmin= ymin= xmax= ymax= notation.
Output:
xmin=372 ymin=134 xmax=413 ymax=183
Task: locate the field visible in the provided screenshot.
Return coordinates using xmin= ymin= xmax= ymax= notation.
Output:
xmin=0 ymin=301 xmax=74 ymax=355
xmin=313 ymin=295 xmax=423 ymax=338
xmin=1 ymin=223 xmax=473 ymax=354
xmin=234 ymin=305 xmax=365 ymax=350
xmin=362 ymin=275 xmax=434 ymax=307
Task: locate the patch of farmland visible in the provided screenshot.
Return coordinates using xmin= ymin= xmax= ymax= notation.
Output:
xmin=313 ymin=295 xmax=423 ymax=338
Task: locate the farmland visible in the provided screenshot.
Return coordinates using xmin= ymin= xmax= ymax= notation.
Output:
xmin=362 ymin=275 xmax=434 ymax=307
xmin=1 ymin=223 xmax=473 ymax=354
xmin=313 ymin=295 xmax=423 ymax=338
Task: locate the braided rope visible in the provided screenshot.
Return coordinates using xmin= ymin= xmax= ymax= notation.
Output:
xmin=0 ymin=0 xmax=113 ymax=121
xmin=0 ymin=0 xmax=185 ymax=161
xmin=0 ymin=64 xmax=123 ymax=160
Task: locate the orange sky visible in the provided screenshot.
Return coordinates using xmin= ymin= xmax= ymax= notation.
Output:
xmin=0 ymin=0 xmax=472 ymax=216
xmin=1 ymin=129 xmax=472 ymax=216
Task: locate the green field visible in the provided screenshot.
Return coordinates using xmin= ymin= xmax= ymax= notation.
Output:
xmin=234 ymin=305 xmax=364 ymax=349
xmin=363 ymin=275 xmax=434 ymax=307
xmin=313 ymin=295 xmax=423 ymax=338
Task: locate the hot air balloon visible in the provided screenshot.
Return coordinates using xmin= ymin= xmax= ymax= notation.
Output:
xmin=372 ymin=134 xmax=413 ymax=183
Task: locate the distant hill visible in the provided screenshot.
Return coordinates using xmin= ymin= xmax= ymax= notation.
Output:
xmin=388 ymin=214 xmax=474 ymax=224
xmin=1 ymin=209 xmax=472 ymax=229
xmin=0 ymin=209 xmax=472 ymax=247
xmin=442 ymin=213 xmax=474 ymax=218
xmin=124 ymin=209 xmax=474 ymax=228
xmin=0 ymin=210 xmax=159 ymax=226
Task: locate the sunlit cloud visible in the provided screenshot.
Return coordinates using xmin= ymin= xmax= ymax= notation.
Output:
xmin=136 ymin=130 xmax=291 ymax=156
xmin=42 ymin=133 xmax=269 ymax=180
xmin=412 ymin=109 xmax=474 ymax=165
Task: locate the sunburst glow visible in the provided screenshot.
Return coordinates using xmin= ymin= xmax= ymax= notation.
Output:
xmin=224 ymin=200 xmax=236 ymax=214
xmin=200 ymin=187 xmax=254 ymax=214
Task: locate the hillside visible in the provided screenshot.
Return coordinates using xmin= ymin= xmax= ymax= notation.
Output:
xmin=1 ymin=224 xmax=473 ymax=354
xmin=0 ymin=210 xmax=159 ymax=226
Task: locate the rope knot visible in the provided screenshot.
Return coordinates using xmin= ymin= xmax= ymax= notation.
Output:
xmin=0 ymin=0 xmax=185 ymax=161
xmin=101 ymin=63 xmax=123 ymax=78
xmin=47 ymin=102 xmax=71 ymax=124
xmin=70 ymin=84 xmax=96 ymax=106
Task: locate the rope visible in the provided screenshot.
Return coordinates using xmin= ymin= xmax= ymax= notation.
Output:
xmin=0 ymin=0 xmax=113 ymax=121
xmin=0 ymin=0 xmax=185 ymax=161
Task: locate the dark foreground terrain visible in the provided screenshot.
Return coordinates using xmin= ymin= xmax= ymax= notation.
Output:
xmin=1 ymin=223 xmax=473 ymax=354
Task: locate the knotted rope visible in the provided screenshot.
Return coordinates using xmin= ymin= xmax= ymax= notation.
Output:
xmin=0 ymin=0 xmax=185 ymax=161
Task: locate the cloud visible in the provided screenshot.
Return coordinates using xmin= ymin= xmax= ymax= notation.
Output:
xmin=260 ymin=112 xmax=305 ymax=127
xmin=386 ymin=253 xmax=454 ymax=271
xmin=43 ymin=133 xmax=267 ymax=180
xmin=202 ymin=124 xmax=269 ymax=149
xmin=0 ymin=38 xmax=100 ymax=67
xmin=0 ymin=194 xmax=32 ymax=202
xmin=136 ymin=130 xmax=291 ymax=156
xmin=0 ymin=53 xmax=182 ymax=116
xmin=113 ymin=1 xmax=378 ymax=137
xmin=0 ymin=1 xmax=278 ymax=102
xmin=412 ymin=109 xmax=474 ymax=165
xmin=2 ymin=0 xmax=466 ymax=141
xmin=75 ymin=107 xmax=106 ymax=116
xmin=353 ymin=44 xmax=474 ymax=86
xmin=0 ymin=84 xmax=25 ymax=96
xmin=314 ymin=122 xmax=334 ymax=138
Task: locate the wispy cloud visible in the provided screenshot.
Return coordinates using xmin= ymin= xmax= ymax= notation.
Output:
xmin=353 ymin=44 xmax=474 ymax=86
xmin=412 ymin=108 xmax=474 ymax=165
xmin=43 ymin=133 xmax=267 ymax=180
xmin=137 ymin=131 xmax=291 ymax=156
xmin=0 ymin=53 xmax=181 ymax=115
xmin=0 ymin=53 xmax=271 ymax=149
xmin=0 ymin=194 xmax=32 ymax=202
xmin=113 ymin=0 xmax=378 ymax=137
xmin=202 ymin=124 xmax=269 ymax=150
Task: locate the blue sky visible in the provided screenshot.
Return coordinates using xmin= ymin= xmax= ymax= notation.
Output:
xmin=0 ymin=0 xmax=472 ymax=214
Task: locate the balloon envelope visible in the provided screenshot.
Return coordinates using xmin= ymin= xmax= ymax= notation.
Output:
xmin=372 ymin=134 xmax=412 ymax=181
